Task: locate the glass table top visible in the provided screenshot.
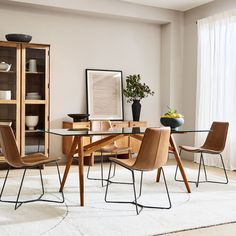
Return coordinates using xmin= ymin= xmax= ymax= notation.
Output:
xmin=39 ymin=127 xmax=210 ymax=136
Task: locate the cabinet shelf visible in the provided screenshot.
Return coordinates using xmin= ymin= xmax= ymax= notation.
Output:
xmin=0 ymin=100 xmax=17 ymax=104
xmin=25 ymin=71 xmax=45 ymax=75
xmin=0 ymin=71 xmax=16 ymax=74
xmin=25 ymin=130 xmax=41 ymax=133
xmin=25 ymin=100 xmax=46 ymax=104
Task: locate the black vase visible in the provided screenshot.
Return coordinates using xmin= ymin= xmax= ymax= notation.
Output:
xmin=132 ymin=100 xmax=141 ymax=121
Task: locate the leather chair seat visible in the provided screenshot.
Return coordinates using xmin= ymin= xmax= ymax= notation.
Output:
xmin=109 ymin=157 xmax=136 ymax=168
xmin=180 ymin=145 xmax=221 ymax=154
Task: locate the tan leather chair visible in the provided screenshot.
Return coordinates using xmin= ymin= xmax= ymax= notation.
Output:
xmin=105 ymin=127 xmax=171 ymax=215
xmin=87 ymin=120 xmax=132 ymax=186
xmin=0 ymin=122 xmax=12 ymax=150
xmin=0 ymin=124 xmax=64 ymax=210
xmin=175 ymin=121 xmax=229 ymax=187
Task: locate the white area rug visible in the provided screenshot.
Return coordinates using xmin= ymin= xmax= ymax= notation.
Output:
xmin=0 ymin=166 xmax=236 ymax=236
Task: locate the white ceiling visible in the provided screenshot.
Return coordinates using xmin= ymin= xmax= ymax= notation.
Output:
xmin=119 ymin=0 xmax=214 ymax=11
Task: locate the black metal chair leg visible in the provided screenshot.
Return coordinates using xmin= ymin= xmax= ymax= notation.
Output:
xmin=15 ymin=169 xmax=27 ymax=210
xmin=161 ymin=168 xmax=172 ymax=209
xmin=104 ymin=162 xmax=112 ymax=202
xmin=105 ymin=164 xmax=171 ymax=214
xmin=87 ymin=151 xmax=118 ymax=187
xmin=0 ymin=168 xmax=10 ymax=200
xmin=133 ymin=168 xmax=171 ymax=210
xmin=137 ymin=171 xmax=143 ymax=199
xmin=110 ymin=153 xmax=117 ymax=179
xmin=39 ymin=162 xmax=65 ymax=204
xmin=87 ymin=166 xmax=91 ymax=178
xmin=196 ymin=154 xmax=203 ymax=187
xmin=175 ymin=151 xmax=209 ymax=186
xmin=87 ymin=152 xmax=106 ymax=185
xmin=0 ymin=163 xmax=64 ymax=209
xmin=55 ymin=162 xmax=65 ymax=202
xmin=131 ymin=170 xmax=141 ymax=215
xmin=205 ymin=154 xmax=228 ymax=185
xmin=175 ymin=149 xmax=199 ymax=184
xmin=39 ymin=168 xmax=45 ymax=195
xmin=220 ymin=154 xmax=229 ymax=184
xmin=176 ymin=152 xmax=229 ymax=187
xmin=174 ymin=164 xmax=178 ymax=181
xmin=101 ymin=151 xmax=105 ymax=187
xmin=111 ymin=163 xmax=116 ymax=178
xmin=201 ymin=153 xmax=208 ymax=181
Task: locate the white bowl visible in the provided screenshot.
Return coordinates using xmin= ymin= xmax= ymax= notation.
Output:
xmin=0 ymin=90 xmax=11 ymax=100
xmin=27 ymin=92 xmax=39 ymax=96
xmin=26 ymin=95 xmax=41 ymax=100
xmin=25 ymin=116 xmax=39 ymax=130
xmin=0 ymin=62 xmax=12 ymax=72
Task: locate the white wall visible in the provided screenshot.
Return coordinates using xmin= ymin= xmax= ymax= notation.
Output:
xmin=0 ymin=3 xmax=160 ymax=158
xmin=182 ymin=0 xmax=236 ymax=160
xmin=0 ymin=0 xmax=184 ymax=159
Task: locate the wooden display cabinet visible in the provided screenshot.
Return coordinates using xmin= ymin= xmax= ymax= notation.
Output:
xmin=0 ymin=42 xmax=20 ymax=163
xmin=0 ymin=41 xmax=50 ymax=166
xmin=21 ymin=44 xmax=49 ymax=156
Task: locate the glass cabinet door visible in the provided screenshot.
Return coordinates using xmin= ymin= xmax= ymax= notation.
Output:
xmin=21 ymin=45 xmax=49 ymax=156
xmin=0 ymin=42 xmax=21 ymax=157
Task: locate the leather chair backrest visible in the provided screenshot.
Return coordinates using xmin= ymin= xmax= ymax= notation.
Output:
xmin=201 ymin=121 xmax=229 ymax=152
xmin=0 ymin=125 xmax=23 ymax=168
xmin=0 ymin=122 xmax=12 ymax=149
xmin=133 ymin=127 xmax=170 ymax=171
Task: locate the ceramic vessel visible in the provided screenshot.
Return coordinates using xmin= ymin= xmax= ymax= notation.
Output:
xmin=26 ymin=92 xmax=41 ymax=100
xmin=25 ymin=116 xmax=39 ymax=130
xmin=160 ymin=117 xmax=184 ymax=131
xmin=28 ymin=59 xmax=37 ymax=72
xmin=5 ymin=34 xmax=32 ymax=43
xmin=0 ymin=62 xmax=12 ymax=72
xmin=132 ymin=100 xmax=141 ymax=121
xmin=67 ymin=114 xmax=90 ymax=122
xmin=0 ymin=90 xmax=11 ymax=100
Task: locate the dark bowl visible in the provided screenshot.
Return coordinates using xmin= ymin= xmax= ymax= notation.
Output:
xmin=67 ymin=114 xmax=90 ymax=122
xmin=160 ymin=117 xmax=184 ymax=130
xmin=5 ymin=34 xmax=32 ymax=43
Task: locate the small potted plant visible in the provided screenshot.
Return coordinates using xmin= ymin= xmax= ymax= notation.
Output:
xmin=160 ymin=107 xmax=184 ymax=130
xmin=123 ymin=74 xmax=154 ymax=121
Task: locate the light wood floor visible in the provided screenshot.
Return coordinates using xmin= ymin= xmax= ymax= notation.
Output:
xmin=1 ymin=159 xmax=236 ymax=235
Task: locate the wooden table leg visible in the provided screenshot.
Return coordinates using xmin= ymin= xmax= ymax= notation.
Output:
xmin=78 ymin=136 xmax=84 ymax=206
xmin=60 ymin=136 xmax=79 ymax=192
xmin=169 ymin=134 xmax=191 ymax=193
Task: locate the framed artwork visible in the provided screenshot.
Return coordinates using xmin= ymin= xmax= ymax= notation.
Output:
xmin=86 ymin=69 xmax=124 ymax=120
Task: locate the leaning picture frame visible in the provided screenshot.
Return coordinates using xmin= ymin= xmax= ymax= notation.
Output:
xmin=86 ymin=69 xmax=124 ymax=120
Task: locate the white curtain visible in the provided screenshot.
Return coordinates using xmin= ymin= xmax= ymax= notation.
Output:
xmin=196 ymin=10 xmax=236 ymax=170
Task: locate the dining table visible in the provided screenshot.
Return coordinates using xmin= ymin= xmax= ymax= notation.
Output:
xmin=41 ymin=127 xmax=209 ymax=206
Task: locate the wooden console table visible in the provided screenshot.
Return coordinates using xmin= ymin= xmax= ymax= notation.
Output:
xmin=62 ymin=121 xmax=147 ymax=165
